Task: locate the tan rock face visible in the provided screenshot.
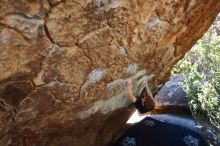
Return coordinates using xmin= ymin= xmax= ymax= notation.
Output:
xmin=0 ymin=0 xmax=219 ymax=145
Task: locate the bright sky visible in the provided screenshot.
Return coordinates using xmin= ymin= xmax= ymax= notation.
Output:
xmin=126 ymin=110 xmax=149 ymax=124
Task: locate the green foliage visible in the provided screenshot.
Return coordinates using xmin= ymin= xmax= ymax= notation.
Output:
xmin=173 ymin=36 xmax=220 ymax=130
xmin=172 ymin=59 xmax=192 ymax=74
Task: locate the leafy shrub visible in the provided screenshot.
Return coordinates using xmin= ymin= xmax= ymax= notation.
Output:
xmin=173 ymin=36 xmax=220 ymax=130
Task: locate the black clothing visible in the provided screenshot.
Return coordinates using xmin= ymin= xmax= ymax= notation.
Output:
xmin=133 ymin=99 xmax=150 ymax=114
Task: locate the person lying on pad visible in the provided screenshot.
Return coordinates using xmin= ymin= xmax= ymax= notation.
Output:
xmin=127 ymin=78 xmax=155 ymax=114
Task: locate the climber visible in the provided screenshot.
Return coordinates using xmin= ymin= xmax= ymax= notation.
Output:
xmin=127 ymin=78 xmax=155 ymax=114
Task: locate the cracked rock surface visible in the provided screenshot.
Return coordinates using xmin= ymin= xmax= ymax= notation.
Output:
xmin=0 ymin=0 xmax=219 ymax=146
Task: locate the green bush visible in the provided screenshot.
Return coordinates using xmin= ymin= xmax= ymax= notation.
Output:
xmin=173 ymin=36 xmax=220 ymax=130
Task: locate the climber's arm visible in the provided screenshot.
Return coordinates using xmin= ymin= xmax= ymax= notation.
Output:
xmin=145 ymin=82 xmax=154 ymax=100
xmin=127 ymin=79 xmax=137 ymax=103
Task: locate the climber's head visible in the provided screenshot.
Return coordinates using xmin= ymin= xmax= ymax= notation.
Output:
xmin=141 ymin=98 xmax=146 ymax=107
xmin=139 ymin=88 xmax=155 ymax=110
xmin=139 ymin=89 xmax=147 ymax=106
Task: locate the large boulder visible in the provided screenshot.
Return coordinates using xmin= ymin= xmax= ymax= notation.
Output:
xmin=152 ymin=74 xmax=191 ymax=115
xmin=155 ymin=74 xmax=187 ymax=107
xmin=0 ymin=0 xmax=219 ymax=146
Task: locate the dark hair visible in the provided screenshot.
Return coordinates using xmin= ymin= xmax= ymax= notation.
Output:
xmin=139 ymin=88 xmax=155 ymax=110
xmin=139 ymin=88 xmax=148 ymax=99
